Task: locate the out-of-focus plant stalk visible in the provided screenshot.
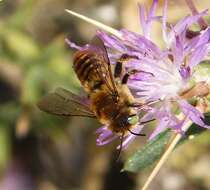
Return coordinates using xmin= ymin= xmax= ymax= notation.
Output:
xmin=65 ymin=9 xmax=122 ymax=38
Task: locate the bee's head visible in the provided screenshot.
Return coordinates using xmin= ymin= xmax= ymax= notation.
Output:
xmin=111 ymin=110 xmax=139 ymax=134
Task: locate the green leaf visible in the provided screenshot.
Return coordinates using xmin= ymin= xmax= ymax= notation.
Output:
xmin=123 ymin=129 xmax=172 ymax=173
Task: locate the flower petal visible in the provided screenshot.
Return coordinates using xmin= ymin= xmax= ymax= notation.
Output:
xmin=167 ymin=9 xmax=208 ymax=44
xmin=117 ymin=125 xmax=144 ymax=149
xmin=188 ymin=43 xmax=209 ymax=68
xmin=96 ymin=126 xmax=118 ymax=146
xmin=149 ymin=117 xmax=169 ymax=140
xmin=178 ymin=100 xmax=210 ymax=128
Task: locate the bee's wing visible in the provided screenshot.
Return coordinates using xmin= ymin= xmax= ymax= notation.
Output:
xmin=37 ymin=87 xmax=95 ymax=118
xmin=90 ymin=36 xmax=110 ymax=63
xmin=90 ymin=36 xmax=119 ymax=98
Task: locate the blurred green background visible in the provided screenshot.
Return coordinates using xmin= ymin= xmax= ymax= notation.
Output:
xmin=0 ymin=0 xmax=210 ymax=189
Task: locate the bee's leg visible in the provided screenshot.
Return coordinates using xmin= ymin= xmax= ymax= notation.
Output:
xmin=114 ymin=54 xmax=138 ymax=78
xmin=122 ymin=69 xmax=139 ymax=84
xmin=114 ymin=61 xmax=123 ymax=78
xmin=122 ymin=68 xmax=155 ymax=84
xmin=129 ymin=99 xmax=160 ymax=110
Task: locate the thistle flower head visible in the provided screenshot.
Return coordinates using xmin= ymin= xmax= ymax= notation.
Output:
xmin=67 ymin=0 xmax=210 ymax=148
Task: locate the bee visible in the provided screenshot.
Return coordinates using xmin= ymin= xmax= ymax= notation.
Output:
xmin=38 ymin=36 xmax=146 ymax=149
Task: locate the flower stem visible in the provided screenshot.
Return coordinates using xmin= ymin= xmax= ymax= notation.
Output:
xmin=140 ymin=124 xmax=191 ymax=190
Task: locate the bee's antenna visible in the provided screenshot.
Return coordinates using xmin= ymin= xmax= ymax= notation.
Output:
xmin=127 ymin=128 xmax=146 ymax=136
xmin=140 ymin=119 xmax=155 ymax=125
xmin=127 ymin=119 xmax=156 ymax=136
xmin=129 ymin=99 xmax=161 ymax=108
xmin=116 ymin=132 xmax=124 ymax=161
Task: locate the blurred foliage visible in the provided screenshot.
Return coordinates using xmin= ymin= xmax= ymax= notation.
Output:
xmin=0 ymin=0 xmax=86 ymax=189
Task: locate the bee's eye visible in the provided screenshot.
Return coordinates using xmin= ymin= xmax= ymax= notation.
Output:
xmin=127 ymin=115 xmax=139 ymax=125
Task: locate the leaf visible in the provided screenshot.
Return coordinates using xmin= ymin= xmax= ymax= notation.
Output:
xmin=123 ymin=129 xmax=172 ymax=173
xmin=124 ymin=115 xmax=210 ymax=173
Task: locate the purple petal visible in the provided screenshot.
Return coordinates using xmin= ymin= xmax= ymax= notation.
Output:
xmin=120 ymin=29 xmax=162 ymax=57
xmin=65 ymin=38 xmax=83 ymax=50
xmin=184 ymin=27 xmax=210 ymax=53
xmin=188 ymin=43 xmax=209 ymax=68
xmin=179 ymin=100 xmax=204 ymax=118
xmin=97 ymin=31 xmax=127 ymax=52
xmin=148 ymin=0 xmax=158 ymax=20
xmin=185 ymin=0 xmax=208 ymax=29
xmin=117 ymin=125 xmax=144 ymax=149
xmin=95 ymin=125 xmax=107 ymax=134
xmin=139 ymin=4 xmax=147 ymax=36
xmin=138 ymin=0 xmax=158 ymax=39
xmin=178 ymin=100 xmax=209 ymax=128
xmin=171 ymin=35 xmax=184 ymax=67
xmin=177 ymin=9 xmax=208 ymax=32
xmin=149 ymin=117 xmax=169 ymax=140
xmin=96 ymin=125 xmax=118 ymax=146
xmin=96 ymin=135 xmax=118 ymax=146
xmin=179 ymin=66 xmax=191 ymax=79
xmin=199 ymin=124 xmax=210 ymax=129
xmin=170 ymin=118 xmax=189 ymax=135
xmin=167 ymin=9 xmax=208 ymax=44
xmin=162 ymin=0 xmax=168 ymax=43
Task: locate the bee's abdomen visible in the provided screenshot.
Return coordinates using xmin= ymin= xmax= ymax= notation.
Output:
xmin=73 ymin=51 xmax=103 ymax=92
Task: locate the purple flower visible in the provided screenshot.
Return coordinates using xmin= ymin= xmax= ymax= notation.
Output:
xmin=97 ymin=0 xmax=210 ymax=140
xmin=96 ymin=124 xmax=144 ymax=150
xmin=67 ymin=0 xmax=210 ymax=148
